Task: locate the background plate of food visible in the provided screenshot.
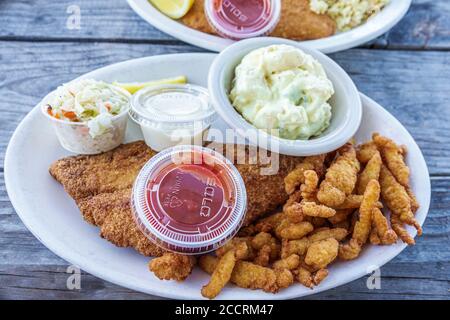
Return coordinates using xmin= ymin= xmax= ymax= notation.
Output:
xmin=5 ymin=53 xmax=430 ymax=299
xmin=127 ymin=0 xmax=412 ymax=53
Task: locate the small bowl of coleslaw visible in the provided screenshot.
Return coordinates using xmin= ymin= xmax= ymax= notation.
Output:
xmin=41 ymin=79 xmax=131 ymax=154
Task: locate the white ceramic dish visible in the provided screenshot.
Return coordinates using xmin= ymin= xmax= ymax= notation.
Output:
xmin=208 ymin=37 xmax=362 ymax=156
xmin=127 ymin=0 xmax=412 ymax=53
xmin=5 ymin=53 xmax=430 ymax=300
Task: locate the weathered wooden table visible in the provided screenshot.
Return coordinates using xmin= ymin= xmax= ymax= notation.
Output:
xmin=0 ymin=0 xmax=449 ymax=300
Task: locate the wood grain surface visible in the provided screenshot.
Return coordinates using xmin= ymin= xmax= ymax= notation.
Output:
xmin=0 ymin=0 xmax=449 ymax=300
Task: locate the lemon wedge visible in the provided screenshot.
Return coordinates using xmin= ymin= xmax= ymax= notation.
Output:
xmin=149 ymin=0 xmax=194 ymax=19
xmin=113 ymin=76 xmax=187 ymax=94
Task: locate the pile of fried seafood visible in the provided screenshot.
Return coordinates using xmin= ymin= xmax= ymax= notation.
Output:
xmin=154 ymin=133 xmax=422 ymax=299
xmin=50 ymin=133 xmax=421 ymax=299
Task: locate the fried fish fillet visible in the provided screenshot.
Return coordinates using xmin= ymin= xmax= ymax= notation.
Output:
xmin=49 ymin=141 xmax=302 ymax=258
xmin=180 ymin=0 xmax=215 ymax=34
xmin=271 ymin=0 xmax=336 ymax=40
xmin=149 ymin=252 xmax=197 ymax=281
xmin=180 ymin=0 xmax=336 ymax=40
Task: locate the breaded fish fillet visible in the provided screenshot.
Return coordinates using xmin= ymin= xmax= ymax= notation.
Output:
xmin=49 ymin=141 xmax=302 ymax=258
xmin=181 ymin=0 xmax=336 ymax=40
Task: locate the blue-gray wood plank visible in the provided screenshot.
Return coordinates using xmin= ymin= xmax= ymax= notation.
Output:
xmin=0 ymin=0 xmax=449 ymax=300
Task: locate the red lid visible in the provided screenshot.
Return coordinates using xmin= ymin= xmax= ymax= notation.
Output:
xmin=132 ymin=145 xmax=247 ymax=254
xmin=205 ymin=0 xmax=281 ymax=40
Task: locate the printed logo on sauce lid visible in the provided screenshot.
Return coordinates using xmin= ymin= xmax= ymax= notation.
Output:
xmin=132 ymin=145 xmax=247 ymax=254
xmin=205 ymin=0 xmax=281 ymax=40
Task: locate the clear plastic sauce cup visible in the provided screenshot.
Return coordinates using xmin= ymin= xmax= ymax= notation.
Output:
xmin=129 ymin=84 xmax=217 ymax=151
xmin=131 ymin=145 xmax=247 ymax=254
xmin=204 ymin=0 xmax=281 ymax=40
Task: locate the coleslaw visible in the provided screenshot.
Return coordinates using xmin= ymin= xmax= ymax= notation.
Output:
xmin=45 ymin=79 xmax=130 ymax=137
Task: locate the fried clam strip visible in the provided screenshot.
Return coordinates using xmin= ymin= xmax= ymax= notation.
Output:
xmin=199 ymin=256 xmax=291 ymax=293
xmin=216 ymin=238 xmax=255 ymax=261
xmin=407 ymin=187 xmax=420 ymax=213
xmin=373 ymin=133 xmax=410 ymax=188
xmin=339 ymin=180 xmax=380 ymax=260
xmin=300 ymin=170 xmax=319 ymax=202
xmin=201 ymin=250 xmax=237 ymax=299
xmin=356 ymin=150 xmax=382 ymax=195
xmin=353 ymin=180 xmax=380 ymax=245
xmin=317 ymin=142 xmax=360 ymax=207
xmin=391 ymin=214 xmax=415 ymax=245
xmin=284 ymin=155 xmax=326 ymax=194
xmin=369 ymin=228 xmax=381 ymax=245
xmin=276 ymin=221 xmax=314 ymax=240
xmin=372 ymin=208 xmax=398 ymax=245
xmin=271 ymin=0 xmax=337 ymax=41
xmin=296 ymin=267 xmax=314 ymax=288
xmin=356 ymin=141 xmax=378 ymax=164
xmin=253 ymin=245 xmax=272 ymax=267
xmin=281 ymin=228 xmax=348 ymax=258
xmin=338 ymin=239 xmax=361 ymax=260
xmin=332 ymin=194 xmax=383 ymax=210
xmin=284 ymin=202 xmax=305 ymax=223
xmin=49 ymin=141 xmax=304 ymax=281
xmin=301 ymin=202 xmax=336 ymax=218
xmin=251 ymin=232 xmax=280 ymax=261
xmin=380 ymin=165 xmax=422 ymax=236
xmin=328 ymin=208 xmax=354 ymax=225
xmin=273 ymin=254 xmax=301 ymax=271
xmin=305 ymin=238 xmax=339 ymax=269
xmin=149 ymin=253 xmax=196 ymax=281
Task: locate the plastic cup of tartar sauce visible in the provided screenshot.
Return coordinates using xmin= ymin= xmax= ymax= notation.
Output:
xmin=204 ymin=0 xmax=281 ymax=40
xmin=131 ymin=145 xmax=247 ymax=254
xmin=129 ymin=84 xmax=217 ymax=151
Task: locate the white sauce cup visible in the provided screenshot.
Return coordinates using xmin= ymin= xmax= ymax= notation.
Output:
xmin=129 ymin=84 xmax=217 ymax=151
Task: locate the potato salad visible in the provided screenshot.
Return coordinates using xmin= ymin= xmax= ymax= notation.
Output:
xmin=230 ymin=44 xmax=334 ymax=140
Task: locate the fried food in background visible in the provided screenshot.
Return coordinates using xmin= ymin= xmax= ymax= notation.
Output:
xmin=180 ymin=0 xmax=336 ymax=41
xmin=271 ymin=0 xmax=336 ymax=40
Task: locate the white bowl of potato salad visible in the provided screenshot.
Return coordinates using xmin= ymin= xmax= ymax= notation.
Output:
xmin=41 ymin=79 xmax=131 ymax=154
xmin=208 ymin=37 xmax=362 ymax=156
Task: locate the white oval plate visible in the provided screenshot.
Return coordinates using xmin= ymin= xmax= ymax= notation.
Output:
xmin=5 ymin=53 xmax=430 ymax=300
xmin=127 ymin=0 xmax=411 ymax=53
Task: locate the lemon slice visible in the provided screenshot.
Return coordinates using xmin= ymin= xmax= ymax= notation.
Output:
xmin=113 ymin=76 xmax=187 ymax=94
xmin=149 ymin=0 xmax=194 ymax=19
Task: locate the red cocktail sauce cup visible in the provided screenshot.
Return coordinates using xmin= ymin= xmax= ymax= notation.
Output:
xmin=132 ymin=145 xmax=247 ymax=254
xmin=205 ymin=0 xmax=281 ymax=40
